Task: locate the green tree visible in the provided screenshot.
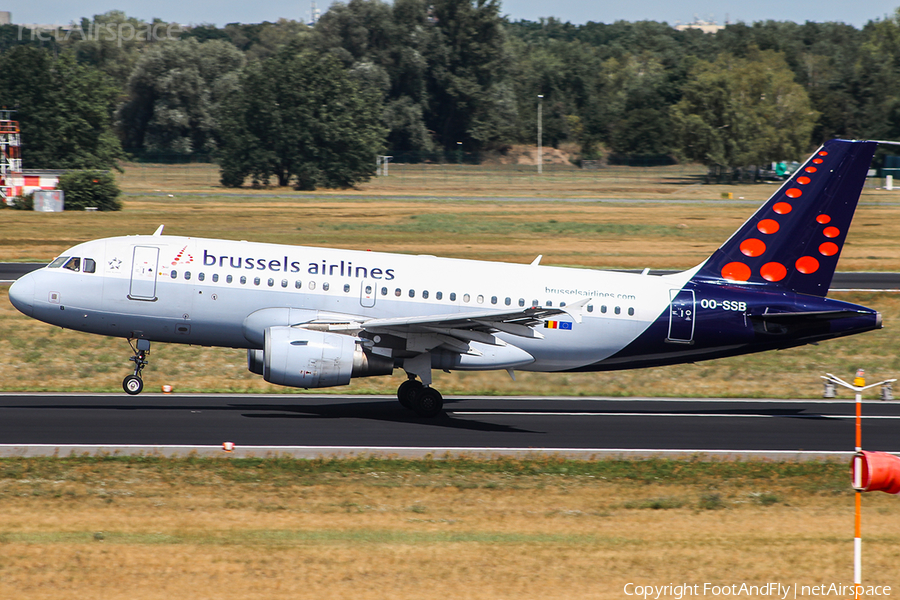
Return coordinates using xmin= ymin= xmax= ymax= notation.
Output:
xmin=116 ymin=38 xmax=245 ymax=155
xmin=670 ymin=49 xmax=817 ymax=169
xmin=58 ymin=170 xmax=122 ymax=211
xmin=314 ymin=0 xmax=437 ymax=155
xmin=425 ymin=0 xmax=515 ymax=151
xmin=0 ymin=47 xmax=124 ymax=170
xmin=217 ymin=46 xmax=386 ymax=189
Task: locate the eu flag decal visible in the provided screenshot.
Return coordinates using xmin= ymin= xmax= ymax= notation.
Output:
xmin=544 ymin=321 xmax=573 ymax=330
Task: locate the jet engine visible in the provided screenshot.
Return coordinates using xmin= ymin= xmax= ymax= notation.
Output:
xmin=247 ymin=326 xmax=393 ymax=388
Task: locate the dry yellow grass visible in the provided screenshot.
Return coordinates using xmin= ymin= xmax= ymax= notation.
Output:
xmin=0 ymin=458 xmax=897 ymax=600
xmin=4 ymin=191 xmax=900 ymax=271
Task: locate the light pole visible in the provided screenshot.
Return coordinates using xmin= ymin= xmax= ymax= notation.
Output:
xmin=821 ymin=370 xmax=897 ymax=600
xmin=537 ymin=95 xmax=543 ymax=175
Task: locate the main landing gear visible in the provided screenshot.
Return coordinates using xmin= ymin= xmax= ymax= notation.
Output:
xmin=397 ymin=376 xmax=444 ymax=418
xmin=123 ymin=338 xmax=150 ymax=395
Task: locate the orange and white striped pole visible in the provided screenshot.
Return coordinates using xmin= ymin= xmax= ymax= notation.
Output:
xmin=822 ymin=370 xmax=897 ymax=600
xmin=852 ymin=369 xmax=864 ymax=600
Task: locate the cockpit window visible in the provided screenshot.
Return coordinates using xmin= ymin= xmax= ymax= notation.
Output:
xmin=48 ymin=257 xmax=68 ymax=268
xmin=62 ymin=257 xmax=81 ymax=272
xmin=83 ymin=258 xmax=96 ymax=273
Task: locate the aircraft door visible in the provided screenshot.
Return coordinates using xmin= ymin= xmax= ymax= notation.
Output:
xmin=667 ymin=289 xmax=695 ymax=343
xmin=129 ymin=246 xmax=160 ymax=301
xmin=360 ymin=280 xmax=376 ymax=308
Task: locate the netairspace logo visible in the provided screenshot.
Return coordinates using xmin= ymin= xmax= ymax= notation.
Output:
xmin=624 ymin=583 xmax=892 ymax=599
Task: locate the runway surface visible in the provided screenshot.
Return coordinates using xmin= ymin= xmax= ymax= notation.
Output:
xmin=3 ymin=264 xmax=900 ymax=290
xmin=1 ymin=394 xmax=898 ymax=459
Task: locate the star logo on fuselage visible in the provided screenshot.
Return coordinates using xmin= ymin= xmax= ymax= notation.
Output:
xmin=108 ymin=258 xmax=122 ymax=270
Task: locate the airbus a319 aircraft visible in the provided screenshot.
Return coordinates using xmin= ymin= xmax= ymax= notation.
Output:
xmin=7 ymin=139 xmax=884 ymax=416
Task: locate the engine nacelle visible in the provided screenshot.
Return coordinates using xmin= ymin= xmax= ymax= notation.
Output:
xmin=252 ymin=326 xmax=393 ymax=389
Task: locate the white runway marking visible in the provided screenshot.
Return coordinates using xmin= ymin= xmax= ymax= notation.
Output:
xmin=449 ymin=411 xmax=900 ymax=419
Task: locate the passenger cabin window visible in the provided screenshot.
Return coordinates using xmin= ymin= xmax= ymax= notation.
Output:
xmin=171 ymin=270 xmax=177 ymax=279
xmin=463 ymin=294 xmax=470 ymax=303
xmin=436 ymin=292 xmax=443 ymax=300
xmin=395 ymin=288 xmax=402 ymax=297
xmin=531 ymin=299 xmax=538 ymax=307
xmin=63 ymin=257 xmax=80 ymax=272
xmin=83 ymin=258 xmax=96 ymax=273
xmin=615 ymin=306 xmax=621 ymax=315
xmin=343 ymin=284 xmax=350 ymax=293
xmin=240 ymin=276 xmax=247 ymax=285
xmin=212 ymin=274 xmax=219 ymax=282
xmin=184 ymin=271 xmax=191 ymax=280
xmin=282 ymin=280 xmax=288 ymax=288
xmin=505 ymin=297 xmax=511 ymax=306
xmin=587 ymin=305 xmax=593 ymax=313
xmin=546 ymin=300 xmax=552 ymax=307
xmin=295 ymin=280 xmax=302 ymax=289
xmin=628 ymin=307 xmax=635 ymax=316
xmin=267 ymin=278 xmax=274 ymax=287
xmin=477 ymin=295 xmax=484 ymax=304
xmin=227 ymin=275 xmax=233 ymax=284
xmin=322 ymin=282 xmax=329 ymax=291
xmin=198 ymin=273 xmax=205 ymax=281
xmin=253 ymin=277 xmax=260 ymax=286
xmin=309 ymin=281 xmax=316 ymax=290
xmin=601 ymin=305 xmax=607 ymax=313
xmin=518 ymin=298 xmax=525 ymax=307
xmin=409 ymin=289 xmax=415 ymax=298
xmin=450 ymin=293 xmax=457 ymax=301
xmin=422 ymin=290 xmax=429 ymax=299
xmin=490 ymin=296 xmax=497 ymax=305
xmin=48 ymin=257 xmax=68 ymax=268
xmin=381 ymin=287 xmax=387 ymax=295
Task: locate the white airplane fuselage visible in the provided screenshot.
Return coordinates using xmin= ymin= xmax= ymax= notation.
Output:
xmin=15 ymin=235 xmax=694 ymax=372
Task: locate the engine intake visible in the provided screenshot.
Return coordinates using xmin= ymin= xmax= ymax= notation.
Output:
xmin=249 ymin=326 xmax=392 ymax=389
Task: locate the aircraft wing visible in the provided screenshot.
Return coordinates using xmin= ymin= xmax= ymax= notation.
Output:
xmin=360 ymin=298 xmax=590 ymax=353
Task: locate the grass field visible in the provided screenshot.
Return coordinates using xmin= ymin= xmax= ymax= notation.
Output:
xmin=1 ymin=456 xmax=896 ymax=600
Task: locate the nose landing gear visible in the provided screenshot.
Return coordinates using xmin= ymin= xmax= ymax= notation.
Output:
xmin=123 ymin=338 xmax=150 ymax=395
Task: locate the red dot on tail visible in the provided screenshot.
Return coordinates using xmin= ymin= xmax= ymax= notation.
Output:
xmin=818 ymin=151 xmax=828 ymax=156
xmin=740 ymin=238 xmax=766 ymax=257
xmin=785 ymin=189 xmax=802 ymax=199
xmin=795 ymin=256 xmax=820 ymax=274
xmin=823 ymin=226 xmax=840 ymax=238
xmin=757 ymin=219 xmax=780 ymax=234
xmin=813 ymin=158 xmax=824 ymax=164
xmin=805 ymin=166 xmax=817 ymax=173
xmin=773 ymin=202 xmax=792 ymax=214
xmin=796 ymin=176 xmax=811 ymax=185
xmin=722 ymin=262 xmax=751 ymax=281
xmin=816 ymin=214 xmax=831 ymax=224
xmin=819 ymin=242 xmax=839 ymax=257
xmin=760 ymin=262 xmax=787 ymax=282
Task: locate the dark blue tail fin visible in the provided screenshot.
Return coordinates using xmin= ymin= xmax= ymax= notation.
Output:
xmin=693 ymin=139 xmax=877 ymax=296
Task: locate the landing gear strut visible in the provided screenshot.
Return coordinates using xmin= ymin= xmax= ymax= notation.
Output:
xmin=397 ymin=377 xmax=443 ymax=417
xmin=123 ymin=338 xmax=150 ymax=395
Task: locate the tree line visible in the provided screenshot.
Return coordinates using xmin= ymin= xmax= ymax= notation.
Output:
xmin=2 ymin=2 xmax=900 ymax=188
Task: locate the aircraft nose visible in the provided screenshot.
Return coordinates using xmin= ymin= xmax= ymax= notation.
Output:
xmin=8 ymin=272 xmax=35 ymax=317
